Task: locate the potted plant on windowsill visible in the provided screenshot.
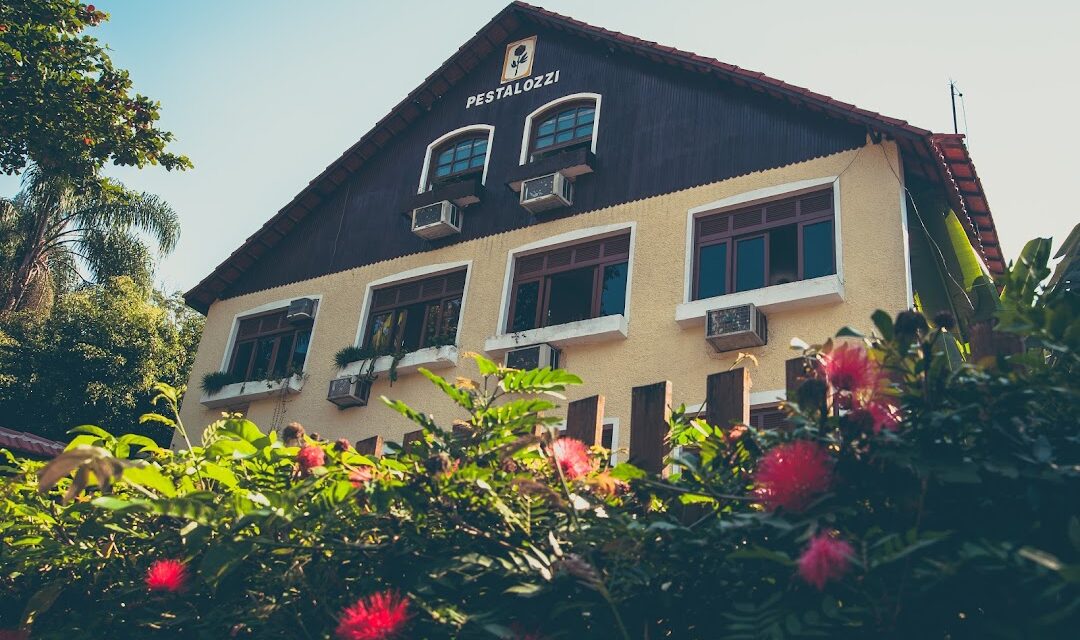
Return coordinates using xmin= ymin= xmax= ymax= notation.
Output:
xmin=200 ymin=371 xmax=242 ymax=395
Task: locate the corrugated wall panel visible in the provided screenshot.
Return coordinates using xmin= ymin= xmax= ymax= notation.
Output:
xmin=223 ymin=26 xmax=865 ymax=299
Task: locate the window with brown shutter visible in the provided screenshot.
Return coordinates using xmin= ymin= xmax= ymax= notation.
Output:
xmin=363 ymin=269 xmax=467 ymax=354
xmin=507 ymin=233 xmax=630 ymax=332
xmin=693 ymin=189 xmax=836 ymax=300
xmin=228 ymin=309 xmax=312 ymax=382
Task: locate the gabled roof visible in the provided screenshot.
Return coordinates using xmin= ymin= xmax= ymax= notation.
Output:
xmin=184 ymin=1 xmax=1004 ymax=313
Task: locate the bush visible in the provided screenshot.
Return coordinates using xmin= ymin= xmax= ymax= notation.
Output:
xmin=1 ymin=251 xmax=1078 ymax=638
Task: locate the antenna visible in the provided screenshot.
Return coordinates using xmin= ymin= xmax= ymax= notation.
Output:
xmin=949 ymin=79 xmax=963 ymax=135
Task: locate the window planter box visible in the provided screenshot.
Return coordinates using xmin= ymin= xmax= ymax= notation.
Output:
xmin=337 ymin=345 xmax=459 ymax=379
xmin=675 ymin=274 xmax=845 ymax=328
xmin=199 ymin=374 xmax=304 ymax=409
xmin=484 ymin=314 xmax=628 ymax=354
xmin=407 ymin=177 xmax=481 ymax=211
xmin=506 ymin=147 xmax=595 ymax=192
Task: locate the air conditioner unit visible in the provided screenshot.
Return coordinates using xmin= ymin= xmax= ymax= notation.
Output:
xmin=706 ymin=304 xmax=768 ymax=352
xmin=327 ymin=377 xmax=372 ymax=408
xmin=286 ymin=298 xmax=316 ymax=324
xmin=520 ymin=172 xmax=573 ymax=213
xmin=411 ymin=201 xmax=461 ymax=239
xmin=504 ymin=343 xmax=560 ymax=370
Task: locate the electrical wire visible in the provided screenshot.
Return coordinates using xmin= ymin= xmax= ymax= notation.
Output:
xmin=876 ymin=143 xmax=974 ymax=311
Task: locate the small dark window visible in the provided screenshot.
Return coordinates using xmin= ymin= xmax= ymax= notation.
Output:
xmin=429 ymin=135 xmax=488 ymax=188
xmin=228 ymin=309 xmax=312 ymax=382
xmin=530 ymin=101 xmax=595 ymax=161
xmin=364 ymin=270 xmax=466 ymax=354
xmin=507 ymin=234 xmax=630 ymax=332
xmin=693 ymin=189 xmax=835 ymax=300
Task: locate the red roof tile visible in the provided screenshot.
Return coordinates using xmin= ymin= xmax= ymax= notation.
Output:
xmin=0 ymin=427 xmax=65 ymax=458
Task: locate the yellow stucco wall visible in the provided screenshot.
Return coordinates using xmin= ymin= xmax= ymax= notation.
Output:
xmin=179 ymin=141 xmax=910 ymax=451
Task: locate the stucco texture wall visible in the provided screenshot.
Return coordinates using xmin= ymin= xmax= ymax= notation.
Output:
xmin=179 ymin=141 xmax=909 ymax=454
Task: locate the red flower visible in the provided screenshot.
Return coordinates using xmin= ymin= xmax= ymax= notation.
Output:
xmin=856 ymin=397 xmax=900 ymax=434
xmin=335 ymin=591 xmax=410 ymax=640
xmin=798 ymin=532 xmax=854 ymax=590
xmin=552 ymin=437 xmax=594 ymax=480
xmin=0 ymin=630 xmax=28 ymax=640
xmin=821 ymin=343 xmax=880 ymax=396
xmin=145 ymin=559 xmax=188 ymax=593
xmin=297 ymin=445 xmax=326 ymax=472
xmin=754 ymin=440 xmax=832 ymax=512
xmin=349 ymin=466 xmax=375 ymax=488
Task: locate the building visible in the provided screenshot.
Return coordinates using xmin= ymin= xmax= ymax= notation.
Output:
xmin=179 ymin=2 xmax=1004 ymax=449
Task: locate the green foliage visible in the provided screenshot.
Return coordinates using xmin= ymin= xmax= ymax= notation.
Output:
xmin=0 ymin=165 xmax=180 ymax=314
xmin=0 ymin=0 xmax=191 ymax=186
xmin=333 ymin=344 xmax=370 ymax=370
xmin=0 ymin=255 xmax=1077 ymax=638
xmin=0 ymin=277 xmax=203 ymax=444
xmin=199 ymin=371 xmax=240 ymax=395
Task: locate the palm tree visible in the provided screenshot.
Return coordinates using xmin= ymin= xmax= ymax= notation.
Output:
xmin=0 ymin=165 xmax=179 ymax=314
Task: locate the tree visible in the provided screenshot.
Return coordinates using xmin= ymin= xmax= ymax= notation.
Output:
xmin=0 ymin=164 xmax=179 ymax=314
xmin=0 ymin=0 xmax=191 ymax=186
xmin=0 ymin=277 xmax=203 ymax=443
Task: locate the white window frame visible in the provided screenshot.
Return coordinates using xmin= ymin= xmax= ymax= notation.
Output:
xmin=485 ymin=222 xmax=635 ymax=353
xmin=518 ymin=92 xmax=602 ymax=166
xmin=418 ymin=125 xmax=495 ymax=193
xmin=218 ymin=294 xmax=323 ymax=374
xmin=345 ymin=261 xmax=472 ymax=377
xmin=676 ymin=176 xmax=846 ymax=326
xmin=202 ymin=294 xmax=323 ymax=409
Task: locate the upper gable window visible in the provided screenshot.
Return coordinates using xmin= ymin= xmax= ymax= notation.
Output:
xmin=229 ymin=309 xmax=312 ymax=382
xmin=692 ymin=189 xmax=836 ymax=300
xmin=529 ymin=100 xmax=595 ymax=161
xmin=430 ymin=135 xmax=488 ymax=187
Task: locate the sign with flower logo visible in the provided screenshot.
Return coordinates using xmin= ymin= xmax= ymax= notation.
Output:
xmin=501 ymin=36 xmax=537 ymax=83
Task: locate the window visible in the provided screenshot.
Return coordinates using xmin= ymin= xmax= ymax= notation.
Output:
xmin=529 ymin=100 xmax=595 ymax=161
xmin=693 ymin=189 xmax=835 ymax=300
xmin=228 ymin=309 xmax=312 ymax=382
xmin=363 ymin=270 xmax=466 ymax=354
xmin=429 ymin=135 xmax=488 ymax=187
xmin=508 ymin=234 xmax=630 ymax=332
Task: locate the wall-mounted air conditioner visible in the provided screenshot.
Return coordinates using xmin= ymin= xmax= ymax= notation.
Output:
xmin=411 ymin=201 xmax=461 ymax=239
xmin=327 ymin=377 xmax=371 ymax=408
xmin=706 ymin=304 xmax=768 ymax=352
xmin=286 ymin=298 xmax=316 ymax=324
xmin=520 ymin=172 xmax=573 ymax=213
xmin=504 ymin=343 xmax=560 ymax=370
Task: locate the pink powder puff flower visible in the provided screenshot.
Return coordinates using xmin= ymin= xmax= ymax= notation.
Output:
xmin=821 ymin=343 xmax=881 ymax=397
xmin=145 ymin=558 xmax=188 ymax=593
xmin=297 ymin=445 xmax=326 ymax=473
xmin=798 ymin=532 xmax=855 ymax=590
xmin=335 ymin=591 xmax=410 ymax=640
xmin=754 ymin=440 xmax=832 ymax=512
xmin=860 ymin=397 xmax=901 ymax=434
xmin=552 ymin=437 xmax=595 ymax=480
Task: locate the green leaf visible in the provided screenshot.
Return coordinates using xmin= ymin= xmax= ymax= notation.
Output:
xmin=835 ymin=326 xmax=864 ymax=338
xmin=21 ymin=582 xmax=65 ymax=628
xmin=198 ymin=462 xmax=239 ymax=489
xmin=123 ymin=464 xmax=177 ymax=498
xmin=610 ymin=463 xmax=646 ymax=481
xmin=871 ymin=309 xmax=894 ymax=340
xmin=67 ymin=425 xmax=114 ymax=440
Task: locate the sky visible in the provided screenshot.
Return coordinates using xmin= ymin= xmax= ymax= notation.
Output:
xmin=3 ymin=0 xmax=1077 ymax=295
